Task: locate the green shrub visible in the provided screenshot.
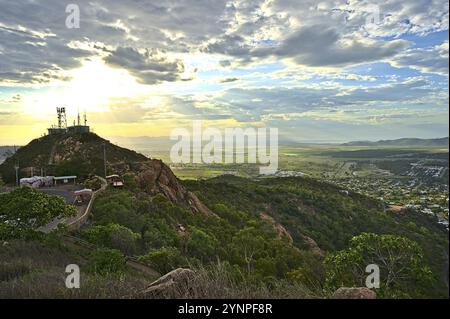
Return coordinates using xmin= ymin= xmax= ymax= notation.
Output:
xmin=88 ymin=248 xmax=126 ymax=276
xmin=139 ymin=247 xmax=185 ymax=274
xmin=82 ymin=223 xmax=141 ymax=255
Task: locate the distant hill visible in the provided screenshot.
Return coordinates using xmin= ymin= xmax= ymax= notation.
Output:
xmin=342 ymin=137 xmax=449 ymax=147
xmin=0 ymin=146 xmax=17 ymax=165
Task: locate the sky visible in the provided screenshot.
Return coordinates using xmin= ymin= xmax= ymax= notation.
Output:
xmin=0 ymin=0 xmax=448 ymax=145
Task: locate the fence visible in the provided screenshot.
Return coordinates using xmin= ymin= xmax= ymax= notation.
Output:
xmin=62 ymin=235 xmax=161 ymax=278
xmin=66 ymin=177 xmax=107 ymax=230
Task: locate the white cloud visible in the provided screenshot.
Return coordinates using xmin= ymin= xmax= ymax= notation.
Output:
xmin=391 ymin=41 xmax=449 ymax=75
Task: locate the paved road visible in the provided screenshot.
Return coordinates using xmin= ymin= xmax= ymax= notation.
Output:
xmin=38 ymin=185 xmax=83 ymax=233
xmin=39 ymin=186 xmax=81 ymax=205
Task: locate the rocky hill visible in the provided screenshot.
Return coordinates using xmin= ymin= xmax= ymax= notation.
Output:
xmin=0 ymin=132 xmax=212 ymax=215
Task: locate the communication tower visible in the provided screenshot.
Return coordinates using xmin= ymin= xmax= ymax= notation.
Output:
xmin=56 ymin=107 xmax=67 ymax=129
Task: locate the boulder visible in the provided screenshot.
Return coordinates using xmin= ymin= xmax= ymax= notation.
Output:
xmin=143 ymin=268 xmax=196 ymax=299
xmin=332 ymin=287 xmax=376 ymax=299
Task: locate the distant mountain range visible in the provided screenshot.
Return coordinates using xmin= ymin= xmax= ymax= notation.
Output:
xmin=342 ymin=137 xmax=449 ymax=147
xmin=0 ymin=146 xmax=17 ymax=165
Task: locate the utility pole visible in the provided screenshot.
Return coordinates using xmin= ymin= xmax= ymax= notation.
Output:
xmin=103 ymin=142 xmax=107 ymax=178
xmin=13 ymin=145 xmax=19 ymax=187
xmin=14 ymin=163 xmax=19 ymax=187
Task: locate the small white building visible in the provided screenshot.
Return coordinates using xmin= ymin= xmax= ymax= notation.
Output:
xmin=53 ymin=176 xmax=77 ymax=185
xmin=20 ymin=176 xmax=54 ymax=188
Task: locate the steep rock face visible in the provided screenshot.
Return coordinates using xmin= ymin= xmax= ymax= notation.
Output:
xmin=115 ymin=160 xmax=215 ymax=217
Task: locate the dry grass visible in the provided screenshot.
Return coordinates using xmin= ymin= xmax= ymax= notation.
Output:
xmin=141 ymin=262 xmax=316 ymax=299
xmin=1 ymin=240 xmax=316 ymax=299
xmin=0 ymin=240 xmax=154 ymax=299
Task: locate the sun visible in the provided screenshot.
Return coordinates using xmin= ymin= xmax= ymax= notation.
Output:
xmin=21 ymin=58 xmax=147 ymax=119
xmin=65 ymin=58 xmax=145 ymax=112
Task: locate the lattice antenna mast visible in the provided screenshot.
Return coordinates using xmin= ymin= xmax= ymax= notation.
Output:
xmin=56 ymin=107 xmax=67 ymax=129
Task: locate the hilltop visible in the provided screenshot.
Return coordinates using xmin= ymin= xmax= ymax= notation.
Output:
xmin=0 ymin=132 xmax=211 ymax=215
xmin=342 ymin=137 xmax=449 ymax=147
xmin=0 ymin=132 xmax=147 ymax=182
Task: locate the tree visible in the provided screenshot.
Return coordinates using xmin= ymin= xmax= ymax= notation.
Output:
xmin=0 ymin=187 xmax=76 ymax=239
xmin=139 ymin=247 xmax=184 ymax=274
xmin=92 ymin=191 xmax=145 ymax=232
xmin=122 ymin=173 xmax=139 ymax=192
xmin=88 ymin=248 xmax=126 ymax=276
xmin=82 ymin=223 xmax=141 ymax=255
xmin=325 ymin=233 xmax=433 ymax=298
xmin=187 ymin=227 xmax=218 ymax=261
xmin=231 ymin=227 xmax=265 ymax=274
xmin=287 ymin=251 xmax=326 ymax=292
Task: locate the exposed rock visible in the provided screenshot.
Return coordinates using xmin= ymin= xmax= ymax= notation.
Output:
xmin=260 ymin=213 xmax=294 ymax=244
xmin=332 ymin=287 xmax=376 ymax=299
xmin=134 ymin=160 xmax=216 ymax=217
xmin=301 ymin=235 xmax=325 ymax=258
xmin=143 ymin=268 xmax=196 ymax=299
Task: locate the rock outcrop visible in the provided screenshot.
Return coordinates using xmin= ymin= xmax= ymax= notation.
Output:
xmin=143 ymin=268 xmax=196 ymax=299
xmin=332 ymin=287 xmax=376 ymax=299
xmin=133 ymin=160 xmax=215 ymax=217
xmin=260 ymin=213 xmax=294 ymax=244
xmin=301 ymin=235 xmax=325 ymax=258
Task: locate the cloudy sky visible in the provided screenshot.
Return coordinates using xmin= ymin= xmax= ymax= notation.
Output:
xmin=0 ymin=0 xmax=448 ymax=144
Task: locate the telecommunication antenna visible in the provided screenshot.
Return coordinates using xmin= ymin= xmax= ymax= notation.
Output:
xmin=56 ymin=107 xmax=67 ymax=129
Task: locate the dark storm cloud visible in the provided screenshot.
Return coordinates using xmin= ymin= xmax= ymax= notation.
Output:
xmin=105 ymin=47 xmax=188 ymax=84
xmin=207 ymin=25 xmax=410 ymax=67
xmin=0 ymin=26 xmax=91 ymax=83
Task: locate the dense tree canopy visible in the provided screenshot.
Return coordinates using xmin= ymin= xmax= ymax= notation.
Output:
xmin=0 ymin=187 xmax=76 ymax=239
xmin=325 ymin=233 xmax=434 ymax=298
xmin=83 ymin=174 xmax=448 ymax=298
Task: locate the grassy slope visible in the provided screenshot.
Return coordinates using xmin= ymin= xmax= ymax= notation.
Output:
xmin=0 ymin=237 xmax=156 ymax=298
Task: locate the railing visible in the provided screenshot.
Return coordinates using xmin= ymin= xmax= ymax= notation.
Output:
xmin=66 ymin=176 xmax=107 ymax=230
xmin=62 ymin=234 xmax=160 ymax=277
